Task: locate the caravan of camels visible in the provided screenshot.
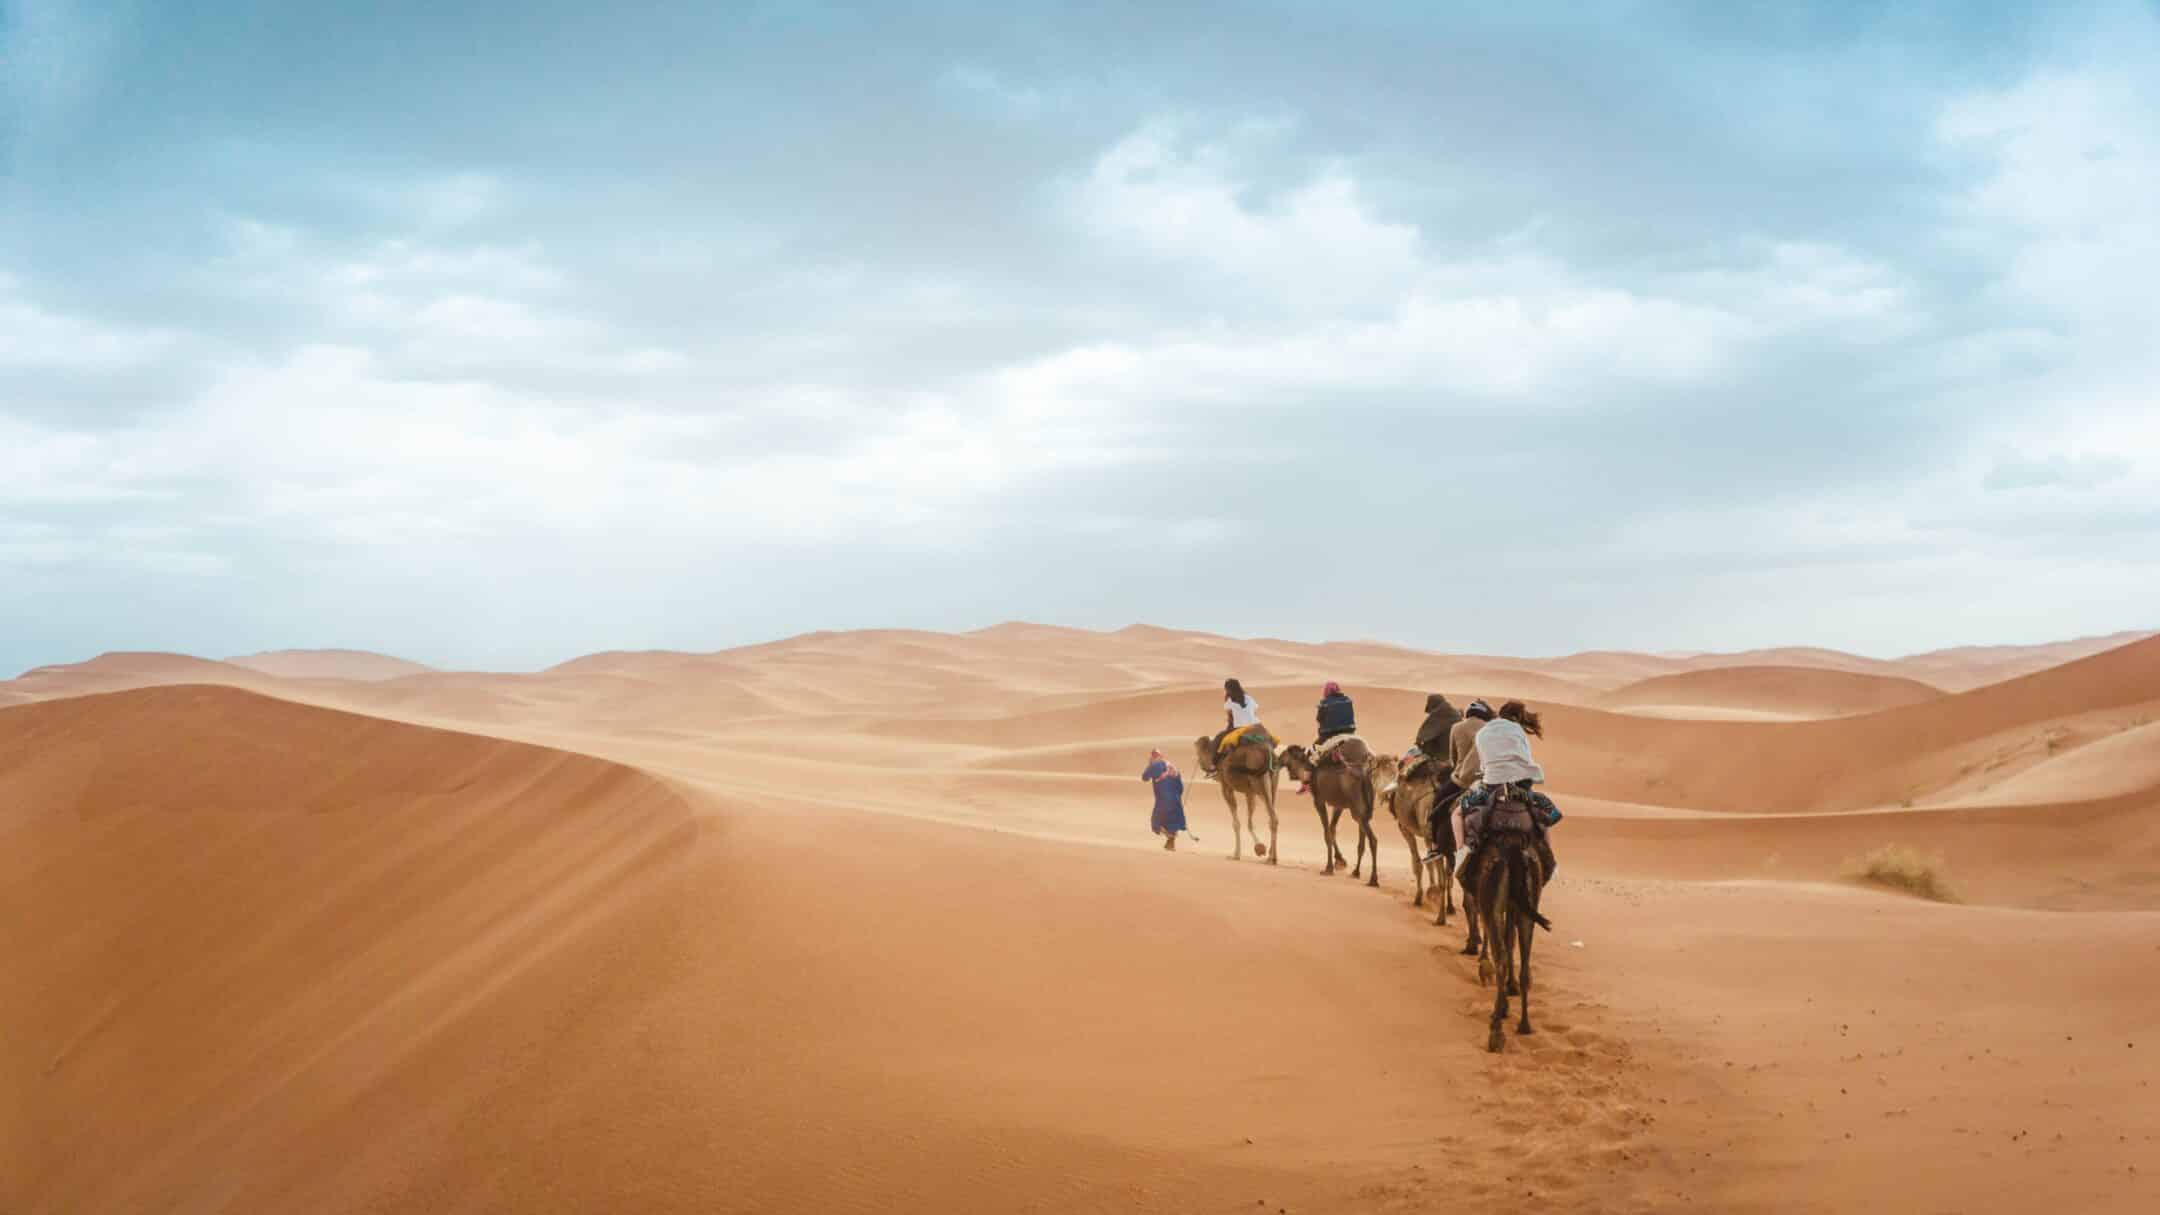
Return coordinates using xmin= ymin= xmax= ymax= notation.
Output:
xmin=1154 ymin=678 xmax=1560 ymax=1052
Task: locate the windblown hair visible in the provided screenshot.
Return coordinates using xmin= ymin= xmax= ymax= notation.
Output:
xmin=1498 ymin=700 xmax=1543 ymax=737
xmin=1224 ymin=678 xmax=1248 ymax=706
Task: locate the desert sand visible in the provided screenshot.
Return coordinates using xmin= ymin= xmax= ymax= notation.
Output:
xmin=4 ymin=626 xmax=2157 ymax=1212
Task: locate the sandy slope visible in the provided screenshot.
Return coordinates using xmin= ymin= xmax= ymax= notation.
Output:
xmin=6 ymin=624 xmax=2159 ymax=1212
xmin=1 ymin=687 xmax=696 ymax=1213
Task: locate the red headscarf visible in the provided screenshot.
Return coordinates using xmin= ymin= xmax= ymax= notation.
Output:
xmin=1322 ymin=680 xmax=1342 ymax=696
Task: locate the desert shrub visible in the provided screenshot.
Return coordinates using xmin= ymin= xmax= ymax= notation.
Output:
xmin=1849 ymin=845 xmax=1960 ymax=903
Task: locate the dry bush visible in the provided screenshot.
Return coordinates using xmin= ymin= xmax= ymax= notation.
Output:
xmin=1849 ymin=845 xmax=1961 ymax=903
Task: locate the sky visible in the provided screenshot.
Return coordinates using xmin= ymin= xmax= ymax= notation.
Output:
xmin=3 ymin=1 xmax=2157 ymax=672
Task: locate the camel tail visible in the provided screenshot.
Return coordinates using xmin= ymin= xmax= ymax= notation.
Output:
xmin=1509 ymin=850 xmax=1552 ymax=932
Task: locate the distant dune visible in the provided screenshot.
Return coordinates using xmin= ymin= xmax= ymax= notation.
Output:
xmin=1601 ymin=664 xmax=1945 ymax=719
xmin=225 ymin=648 xmax=436 ymax=681
xmin=6 ymin=651 xmax=275 ymax=700
xmin=1894 ymin=628 xmax=2158 ymax=691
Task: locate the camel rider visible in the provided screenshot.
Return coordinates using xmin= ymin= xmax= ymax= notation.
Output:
xmin=1207 ymin=678 xmax=1265 ymax=773
xmin=1456 ymin=701 xmax=1561 ymax=885
xmin=1427 ymin=698 xmax=1495 ymax=861
xmin=1403 ymin=693 xmax=1458 ymax=832
xmin=1413 ymin=693 xmax=1459 ymax=759
xmin=1289 ymin=681 xmax=1360 ymax=794
xmin=1314 ymin=681 xmax=1356 ymax=746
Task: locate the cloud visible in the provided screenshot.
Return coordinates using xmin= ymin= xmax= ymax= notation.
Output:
xmin=1984 ymin=452 xmax=2133 ymax=493
xmin=0 ymin=272 xmax=175 ymax=370
xmin=1035 ymin=125 xmax=1921 ymax=415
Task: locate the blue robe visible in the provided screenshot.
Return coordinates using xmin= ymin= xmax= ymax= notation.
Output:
xmin=1141 ymin=759 xmax=1187 ymax=835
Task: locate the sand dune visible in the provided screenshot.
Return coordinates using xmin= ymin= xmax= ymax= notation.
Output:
xmin=6 ymin=651 xmax=278 ymax=700
xmin=2 ymin=686 xmax=695 ymax=1213
xmin=7 ymin=624 xmax=2159 ymax=1212
xmin=1501 ymin=634 xmax=2160 ymax=816
xmin=225 ymin=648 xmax=436 ymax=681
xmin=1896 ymin=628 xmax=2158 ymax=691
xmin=1602 ymin=664 xmax=1945 ymax=719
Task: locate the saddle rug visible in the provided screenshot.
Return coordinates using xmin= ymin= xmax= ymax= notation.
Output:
xmin=1314 ymin=733 xmax=1365 ymax=761
xmin=1219 ymin=723 xmax=1275 ymax=752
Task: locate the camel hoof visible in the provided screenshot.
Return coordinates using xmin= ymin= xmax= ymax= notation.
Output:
xmin=1461 ymin=943 xmax=1480 ymax=956
xmin=1366 ymin=877 xmax=1379 ymax=888
xmin=1267 ymin=855 xmax=1279 ymax=866
xmin=1487 ymin=1029 xmax=1506 ymax=1054
xmin=1518 ymin=1023 xmax=1535 ymax=1036
xmin=1412 ymin=895 xmax=1424 ymax=908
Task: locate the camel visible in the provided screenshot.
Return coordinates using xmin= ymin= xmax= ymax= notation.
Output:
xmin=1473 ymin=826 xmax=1550 ymax=1053
xmin=1192 ymin=735 xmax=1279 ymax=863
xmin=1377 ymin=755 xmax=1456 ymax=924
xmin=1279 ymin=740 xmax=1378 ymax=883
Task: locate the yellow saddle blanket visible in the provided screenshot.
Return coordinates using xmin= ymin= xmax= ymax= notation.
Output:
xmin=1219 ymin=723 xmax=1273 ymax=752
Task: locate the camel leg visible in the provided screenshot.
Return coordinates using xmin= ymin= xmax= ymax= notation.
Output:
xmin=1489 ymin=965 xmax=1511 ymax=1053
xmin=1360 ymin=791 xmax=1380 ymax=888
xmin=1351 ymin=809 xmax=1368 ymax=878
xmin=1312 ymin=792 xmax=1336 ymax=874
xmin=1517 ymin=911 xmax=1535 ymax=1035
xmin=1400 ymin=821 xmax=1424 ymax=907
xmin=1222 ymin=783 xmax=1242 ymax=860
xmin=1502 ymin=855 xmax=1523 ymax=995
xmin=1485 ymin=875 xmax=1511 ymax=1052
xmin=1461 ymin=861 xmax=1482 ymax=953
xmin=1262 ymin=777 xmax=1280 ymax=866
xmin=1476 ymin=881 xmax=1495 ymax=987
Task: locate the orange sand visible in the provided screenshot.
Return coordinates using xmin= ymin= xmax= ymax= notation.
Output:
xmin=4 ymin=627 xmax=2157 ymax=1212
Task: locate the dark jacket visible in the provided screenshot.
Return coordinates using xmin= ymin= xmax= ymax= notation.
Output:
xmin=1315 ymin=692 xmax=1356 ymax=739
xmin=1414 ymin=694 xmax=1460 ymax=753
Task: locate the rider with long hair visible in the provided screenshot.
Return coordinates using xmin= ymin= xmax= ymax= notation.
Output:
xmin=1456 ymin=701 xmax=1561 ymax=887
xmin=1206 ymin=678 xmax=1265 ymax=773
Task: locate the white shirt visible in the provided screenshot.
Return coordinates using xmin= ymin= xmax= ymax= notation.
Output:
xmin=1474 ymin=719 xmax=1545 ymax=785
xmin=1225 ymin=695 xmax=1262 ymax=728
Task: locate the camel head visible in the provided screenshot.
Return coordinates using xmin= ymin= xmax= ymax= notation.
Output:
xmin=1370 ymin=753 xmax=1400 ymax=786
xmin=1279 ymin=744 xmax=1313 ymax=779
xmin=1192 ymin=735 xmax=1216 ymax=773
